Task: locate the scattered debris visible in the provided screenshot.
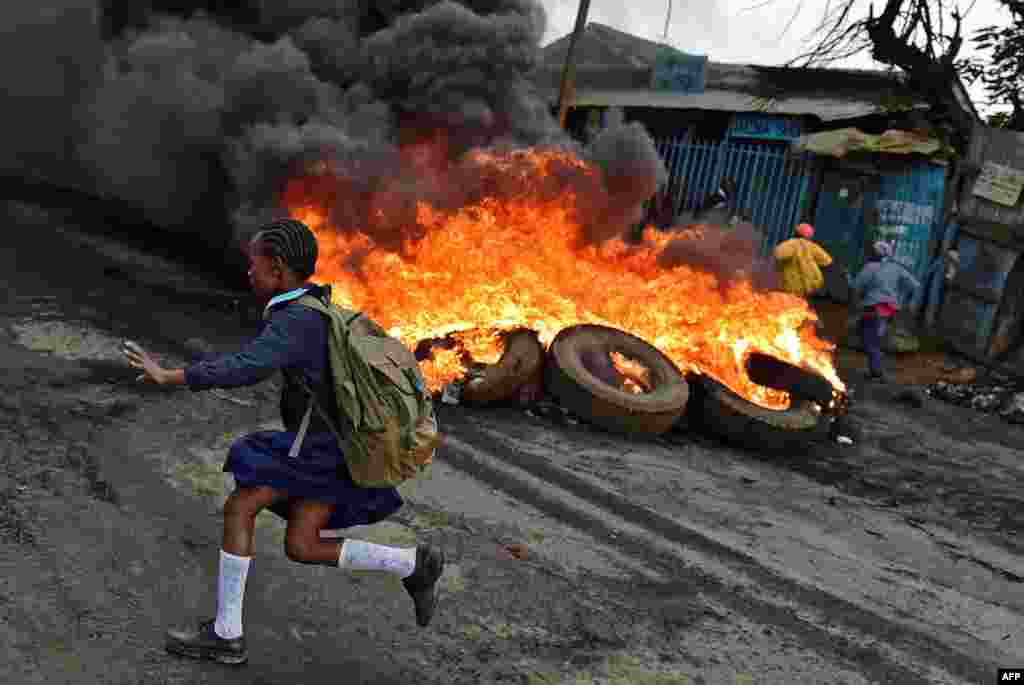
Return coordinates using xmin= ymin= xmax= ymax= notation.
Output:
xmin=829 ymin=413 xmax=860 ymax=445
xmin=926 ymin=379 xmax=1024 ymax=424
xmin=1000 ymin=392 xmax=1024 ymax=424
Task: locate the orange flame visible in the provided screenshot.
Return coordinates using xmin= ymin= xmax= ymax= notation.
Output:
xmin=610 ymin=351 xmax=652 ymax=395
xmin=285 ymin=147 xmax=845 ymax=409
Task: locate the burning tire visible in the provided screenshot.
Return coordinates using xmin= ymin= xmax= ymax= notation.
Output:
xmin=461 ymin=329 xmax=545 ymax=406
xmin=544 ymin=324 xmax=690 ymax=436
xmin=687 ymin=373 xmax=824 ymax=453
xmin=744 ymin=352 xmax=836 ymax=407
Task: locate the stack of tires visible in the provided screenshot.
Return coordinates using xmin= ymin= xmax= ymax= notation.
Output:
xmin=440 ymin=323 xmax=837 ymax=451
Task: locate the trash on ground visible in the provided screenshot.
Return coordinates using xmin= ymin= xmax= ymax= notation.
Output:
xmin=926 ymin=379 xmax=1024 ymax=424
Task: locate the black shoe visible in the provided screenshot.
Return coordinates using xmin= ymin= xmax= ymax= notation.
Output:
xmin=165 ymin=619 xmax=248 ymax=665
xmin=402 ymin=545 xmax=445 ymax=627
xmin=865 ymin=371 xmax=887 ymax=383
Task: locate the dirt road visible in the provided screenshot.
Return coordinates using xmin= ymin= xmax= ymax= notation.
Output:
xmin=0 ymin=202 xmax=1020 ymax=684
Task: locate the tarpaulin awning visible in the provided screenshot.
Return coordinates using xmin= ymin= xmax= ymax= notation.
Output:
xmin=790 ymin=127 xmax=944 ymax=158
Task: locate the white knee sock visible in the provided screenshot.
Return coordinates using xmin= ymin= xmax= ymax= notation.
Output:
xmin=338 ymin=540 xmax=417 ymax=579
xmin=214 ymin=550 xmax=251 ymax=640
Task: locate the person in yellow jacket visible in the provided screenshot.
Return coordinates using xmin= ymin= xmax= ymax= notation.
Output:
xmin=773 ymin=223 xmax=833 ymax=297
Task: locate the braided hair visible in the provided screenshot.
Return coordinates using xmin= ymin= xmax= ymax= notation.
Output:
xmin=252 ymin=218 xmax=319 ymax=280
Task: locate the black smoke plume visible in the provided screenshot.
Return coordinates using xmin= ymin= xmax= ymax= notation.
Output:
xmin=656 ymin=222 xmax=780 ymax=291
xmin=6 ymin=1 xmax=665 ymax=285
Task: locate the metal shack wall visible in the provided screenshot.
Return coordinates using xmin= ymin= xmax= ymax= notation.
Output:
xmin=958 ymin=126 xmax=1024 ymax=229
xmin=940 ymin=126 xmax=1024 ymax=363
xmin=940 ymin=229 xmax=1020 ymax=358
xmin=873 ymin=162 xmax=947 ymax=279
xmin=812 ymin=158 xmax=945 ymax=281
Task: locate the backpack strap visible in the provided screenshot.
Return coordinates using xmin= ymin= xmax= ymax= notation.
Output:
xmin=276 ymin=285 xmax=352 ymax=457
xmin=288 ymin=399 xmax=313 ymax=459
xmin=283 ymin=368 xmax=348 ymax=458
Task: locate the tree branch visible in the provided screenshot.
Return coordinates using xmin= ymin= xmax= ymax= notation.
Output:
xmin=941 ymin=9 xmax=963 ymax=67
xmin=792 ymin=0 xmax=978 ymax=140
xmin=862 ymin=0 xmax=974 ymax=143
xmin=900 ymin=4 xmax=921 ymax=42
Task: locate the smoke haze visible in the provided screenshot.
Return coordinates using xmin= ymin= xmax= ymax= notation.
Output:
xmin=4 ymin=1 xmax=670 ymax=281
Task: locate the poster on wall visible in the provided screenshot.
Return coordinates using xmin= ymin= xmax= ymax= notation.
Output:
xmin=651 ymin=47 xmax=707 ymax=94
xmin=972 ymin=161 xmax=1024 ymax=207
xmin=729 ymin=113 xmax=803 ymax=141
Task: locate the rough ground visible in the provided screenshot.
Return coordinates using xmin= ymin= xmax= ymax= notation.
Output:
xmin=0 ymin=201 xmax=1020 ymax=685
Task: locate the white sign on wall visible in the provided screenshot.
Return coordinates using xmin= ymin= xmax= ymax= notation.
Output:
xmin=875 ymin=199 xmax=935 ymax=226
xmin=973 ymin=161 xmax=1024 ymax=207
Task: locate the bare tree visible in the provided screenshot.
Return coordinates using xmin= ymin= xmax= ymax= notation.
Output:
xmin=792 ymin=0 xmax=977 ymax=145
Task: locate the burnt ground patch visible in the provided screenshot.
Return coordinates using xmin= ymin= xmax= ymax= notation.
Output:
xmin=797 ymin=391 xmax=1024 ymax=556
xmin=518 ymin=369 xmax=1024 ymax=560
xmin=436 ymin=408 xmax=995 ymax=685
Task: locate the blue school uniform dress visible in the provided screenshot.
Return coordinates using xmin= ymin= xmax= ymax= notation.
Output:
xmin=184 ymin=284 xmax=403 ymax=530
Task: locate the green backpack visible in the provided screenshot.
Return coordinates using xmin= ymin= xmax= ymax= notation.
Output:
xmin=277 ymin=286 xmax=440 ymax=488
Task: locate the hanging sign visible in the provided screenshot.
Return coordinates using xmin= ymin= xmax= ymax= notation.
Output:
xmin=651 ymin=47 xmax=707 ymax=94
xmin=972 ymin=161 xmax=1024 ymax=207
xmin=729 ymin=113 xmax=803 ymax=141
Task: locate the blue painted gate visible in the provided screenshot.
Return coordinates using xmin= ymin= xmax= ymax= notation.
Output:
xmin=813 ymin=160 xmax=946 ymax=281
xmin=653 ymin=136 xmax=814 ymax=254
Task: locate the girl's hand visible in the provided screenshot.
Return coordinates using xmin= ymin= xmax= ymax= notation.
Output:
xmin=123 ymin=340 xmax=169 ymax=385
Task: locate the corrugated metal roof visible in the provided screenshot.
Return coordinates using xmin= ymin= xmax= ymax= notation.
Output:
xmin=541 ymin=23 xmax=670 ymax=69
xmin=535 ymin=22 xmax=929 ymax=120
xmin=537 ymin=87 xmax=925 ymax=121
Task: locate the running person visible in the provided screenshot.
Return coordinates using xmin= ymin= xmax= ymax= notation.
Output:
xmin=123 ymin=218 xmax=444 ymax=665
xmin=849 ymin=240 xmax=920 ymax=382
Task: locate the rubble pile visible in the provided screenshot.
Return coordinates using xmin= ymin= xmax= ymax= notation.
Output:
xmin=926 ymin=377 xmax=1024 ymax=424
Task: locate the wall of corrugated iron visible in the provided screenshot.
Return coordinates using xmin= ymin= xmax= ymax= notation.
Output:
xmin=940 ymin=126 xmax=1024 ymax=363
xmin=811 ymin=160 xmax=946 ymax=282
xmin=653 ymin=135 xmax=813 ymax=254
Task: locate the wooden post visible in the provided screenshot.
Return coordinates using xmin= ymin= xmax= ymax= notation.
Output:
xmin=556 ymin=0 xmax=592 ymax=130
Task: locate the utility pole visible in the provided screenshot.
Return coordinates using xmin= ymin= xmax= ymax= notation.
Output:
xmin=556 ymin=0 xmax=592 ymax=130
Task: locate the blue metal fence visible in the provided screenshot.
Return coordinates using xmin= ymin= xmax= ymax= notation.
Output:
xmin=653 ymin=136 xmax=814 ymax=254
